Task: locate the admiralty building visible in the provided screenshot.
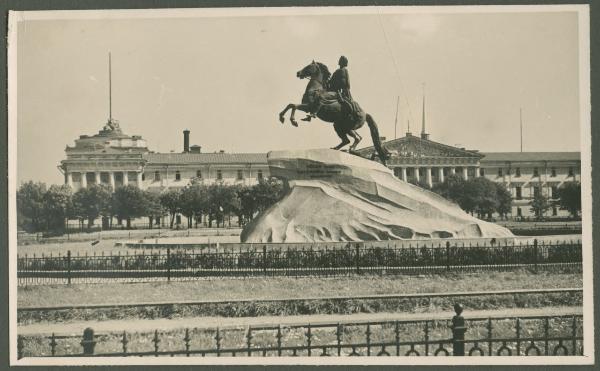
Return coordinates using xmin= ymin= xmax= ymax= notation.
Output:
xmin=60 ymin=120 xmax=580 ymax=219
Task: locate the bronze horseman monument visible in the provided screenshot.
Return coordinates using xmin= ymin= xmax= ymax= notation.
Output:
xmin=241 ymin=58 xmax=513 ymax=242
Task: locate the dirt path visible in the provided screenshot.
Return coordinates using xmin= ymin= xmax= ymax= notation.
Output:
xmin=17 ymin=306 xmax=582 ymax=336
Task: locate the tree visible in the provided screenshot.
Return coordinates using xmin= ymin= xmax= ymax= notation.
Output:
xmin=431 ymin=174 xmax=466 ymax=207
xmin=251 ymin=177 xmax=285 ymax=213
xmin=71 ymin=184 xmax=112 ymax=229
xmin=112 ymin=185 xmax=148 ymax=229
xmin=143 ymin=191 xmax=165 ymax=229
xmin=494 ymin=182 xmax=512 ymax=220
xmin=42 ymin=184 xmax=72 ymax=233
xmin=468 ymin=177 xmax=500 ymax=219
xmin=555 ymin=182 xmax=581 ymax=218
xmin=159 ymin=189 xmax=183 ymax=228
xmin=17 ymin=181 xmax=47 ymax=232
xmin=530 ymin=192 xmax=551 ymax=220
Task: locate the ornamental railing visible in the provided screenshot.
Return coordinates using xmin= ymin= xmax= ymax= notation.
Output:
xmin=17 ymin=239 xmax=581 ymax=286
xmin=17 ymin=305 xmax=583 ymax=358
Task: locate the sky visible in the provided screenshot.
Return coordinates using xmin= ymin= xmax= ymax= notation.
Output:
xmin=14 ymin=7 xmax=584 ymax=185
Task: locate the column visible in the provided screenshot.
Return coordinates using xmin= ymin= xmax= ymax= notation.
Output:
xmin=81 ymin=172 xmax=87 ymax=188
xmin=451 ymin=167 xmax=456 ymax=175
xmin=66 ymin=172 xmax=73 ymax=188
xmin=109 ymin=171 xmax=115 ymax=190
xmin=426 ymin=167 xmax=432 ymax=188
xmin=438 ymin=167 xmax=444 ymax=183
xmin=401 ymin=167 xmax=407 ymax=182
xmin=462 ymin=167 xmax=468 ymax=180
xmin=95 ymin=172 xmax=100 ymax=184
xmin=137 ymin=172 xmax=143 ymax=189
xmin=475 ymin=167 xmax=480 ymax=177
xmin=415 ymin=167 xmax=420 ymax=183
xmin=123 ymin=171 xmax=129 ymax=186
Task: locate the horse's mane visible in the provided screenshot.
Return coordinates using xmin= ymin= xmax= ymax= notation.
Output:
xmin=315 ymin=62 xmax=331 ymax=89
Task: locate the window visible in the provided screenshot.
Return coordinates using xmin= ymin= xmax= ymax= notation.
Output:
xmin=257 ymin=170 xmax=263 ymax=180
xmin=533 ymin=186 xmax=540 ymax=197
xmin=517 ymin=207 xmax=522 ymax=217
xmin=498 ymin=168 xmax=503 ymax=177
xmin=515 ymin=186 xmax=522 ymax=200
xmin=141 ymin=173 xmax=146 ymax=181
xmin=515 ymin=167 xmax=521 ymax=177
xmin=154 ymin=171 xmax=161 ymax=181
xmin=419 ymin=168 xmax=425 ymax=177
xmin=552 ymin=206 xmax=558 ymax=216
xmin=196 ymin=170 xmax=202 ymax=179
xmin=551 ymin=168 xmax=556 ymax=177
xmin=551 ymin=186 xmax=558 ymax=199
xmin=479 ymin=168 xmax=485 ymax=177
xmin=175 ymin=171 xmax=181 ymax=181
xmin=237 ymin=169 xmax=244 ymax=180
xmin=568 ymin=167 xmax=574 ymax=177
xmin=406 ymin=168 xmax=413 ymax=176
xmin=217 ymin=170 xmax=222 ymax=180
xmin=533 ymin=168 xmax=539 ymax=177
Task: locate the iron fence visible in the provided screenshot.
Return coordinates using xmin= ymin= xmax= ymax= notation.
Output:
xmin=17 ymin=306 xmax=583 ymax=358
xmin=17 ymin=239 xmax=581 ymax=285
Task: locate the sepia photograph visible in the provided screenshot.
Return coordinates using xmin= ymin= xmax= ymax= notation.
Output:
xmin=8 ymin=4 xmax=592 ymax=366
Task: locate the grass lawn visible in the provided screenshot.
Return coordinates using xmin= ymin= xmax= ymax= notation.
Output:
xmin=18 ymin=269 xmax=582 ymax=308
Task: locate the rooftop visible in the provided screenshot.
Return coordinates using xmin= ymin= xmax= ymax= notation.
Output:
xmin=144 ymin=152 xmax=268 ymax=165
xmin=480 ymin=152 xmax=580 ymax=162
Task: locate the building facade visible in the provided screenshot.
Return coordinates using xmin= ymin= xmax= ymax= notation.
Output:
xmin=60 ymin=123 xmax=580 ymax=219
xmin=59 ymin=122 xmax=269 ymax=193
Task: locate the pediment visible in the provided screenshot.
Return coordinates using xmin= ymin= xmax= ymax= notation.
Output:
xmin=358 ymin=135 xmax=483 ymax=159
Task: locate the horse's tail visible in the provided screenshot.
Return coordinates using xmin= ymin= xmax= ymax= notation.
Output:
xmin=366 ymin=113 xmax=390 ymax=165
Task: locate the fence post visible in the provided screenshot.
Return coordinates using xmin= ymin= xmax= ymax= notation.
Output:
xmin=67 ymin=250 xmax=71 ymax=285
xmin=533 ymin=239 xmax=538 ymax=272
xmin=81 ymin=327 xmax=96 ymax=355
xmin=263 ymin=245 xmax=267 ymax=275
xmin=446 ymin=241 xmax=450 ymax=271
xmin=166 ymin=247 xmax=171 ymax=282
xmin=451 ymin=304 xmax=466 ymax=356
xmin=355 ymin=243 xmax=360 ymax=274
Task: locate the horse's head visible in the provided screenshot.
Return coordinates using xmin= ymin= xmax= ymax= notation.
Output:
xmin=297 ymin=60 xmax=320 ymax=80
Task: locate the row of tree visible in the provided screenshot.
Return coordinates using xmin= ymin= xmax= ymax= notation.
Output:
xmin=412 ymin=174 xmax=581 ymax=220
xmin=17 ymin=178 xmax=285 ymax=233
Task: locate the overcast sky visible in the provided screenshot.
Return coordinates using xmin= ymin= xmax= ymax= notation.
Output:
xmin=15 ymin=7 xmax=583 ymax=185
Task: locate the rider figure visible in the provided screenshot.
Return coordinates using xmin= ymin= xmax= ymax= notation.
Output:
xmin=303 ymin=55 xmax=354 ymax=122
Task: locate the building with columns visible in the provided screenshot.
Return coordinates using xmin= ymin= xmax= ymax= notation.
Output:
xmin=59 ymin=122 xmax=269 ymax=193
xmin=61 ymin=121 xmax=580 ymax=219
xmin=357 ymin=130 xmax=580 ymax=218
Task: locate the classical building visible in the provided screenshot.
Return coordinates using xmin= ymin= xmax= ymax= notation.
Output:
xmin=59 ymin=121 xmax=269 ymax=193
xmin=60 ymin=120 xmax=580 ymax=219
xmin=357 ymin=127 xmax=580 ymax=218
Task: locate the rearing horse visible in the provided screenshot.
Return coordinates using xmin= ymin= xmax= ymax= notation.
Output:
xmin=278 ymin=60 xmax=390 ymax=165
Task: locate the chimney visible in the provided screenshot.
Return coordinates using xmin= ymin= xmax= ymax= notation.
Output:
xmin=183 ymin=130 xmax=190 ymax=153
xmin=190 ymin=145 xmax=202 ymax=153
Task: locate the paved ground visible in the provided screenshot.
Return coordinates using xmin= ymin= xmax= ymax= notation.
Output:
xmin=17 ymin=306 xmax=582 ymax=336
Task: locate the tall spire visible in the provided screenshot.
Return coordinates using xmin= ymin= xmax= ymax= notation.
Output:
xmin=420 ymin=83 xmax=429 ymax=140
xmin=394 ymin=96 xmax=399 ymax=139
xmin=520 ymin=107 xmax=523 ymax=152
xmin=108 ymin=52 xmax=112 ymax=122
xmin=102 ymin=52 xmax=120 ymax=133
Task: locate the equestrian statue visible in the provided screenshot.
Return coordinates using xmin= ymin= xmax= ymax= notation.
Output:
xmin=279 ymin=56 xmax=391 ymax=165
